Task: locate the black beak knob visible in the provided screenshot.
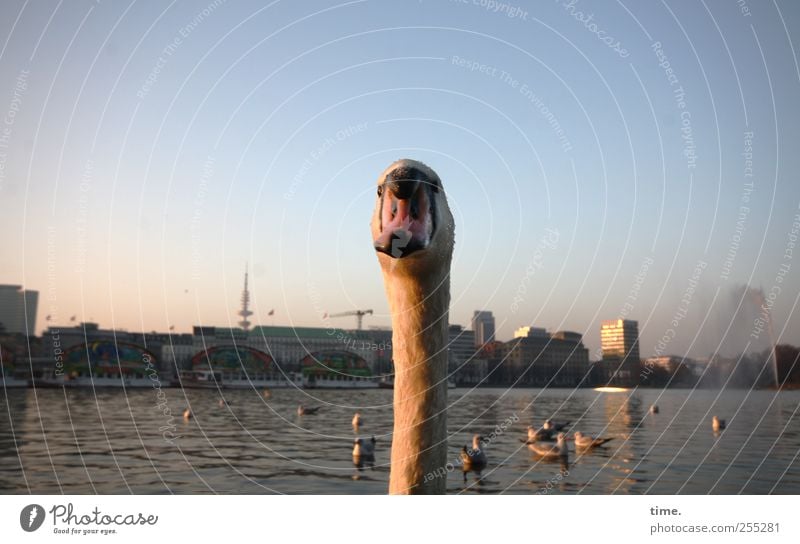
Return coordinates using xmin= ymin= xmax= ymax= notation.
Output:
xmin=388 ymin=177 xmax=418 ymax=200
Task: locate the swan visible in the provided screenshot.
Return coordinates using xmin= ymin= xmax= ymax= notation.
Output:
xmin=528 ymin=432 xmax=569 ymax=460
xmin=649 ymin=405 xmax=659 ymax=414
xmin=712 ymin=416 xmax=726 ymax=431
xmin=352 ymin=412 xmax=362 ymax=430
xmin=353 ymin=436 xmax=377 ymax=468
xmin=297 ymin=404 xmax=321 ymax=416
xmin=371 ymin=159 xmax=455 ymax=494
xmin=573 ymin=431 xmax=614 ymax=448
xmin=460 ymin=434 xmax=488 ymax=472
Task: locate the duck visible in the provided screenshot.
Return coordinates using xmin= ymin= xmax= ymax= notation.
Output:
xmin=352 ymin=412 xmax=363 ymax=430
xmin=712 ymin=416 xmax=726 ymax=432
xmin=650 ymin=404 xmax=659 ymax=414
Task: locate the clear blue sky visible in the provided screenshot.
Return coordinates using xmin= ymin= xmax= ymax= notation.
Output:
xmin=1 ymin=0 xmax=799 ymax=359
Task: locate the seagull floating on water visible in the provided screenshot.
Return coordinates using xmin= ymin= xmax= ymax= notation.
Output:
xmin=573 ymin=431 xmax=614 ymax=449
xmin=461 ymin=434 xmax=488 ymax=473
xmin=528 ymin=432 xmax=569 ymax=460
xmin=353 ymin=436 xmax=376 ymax=468
xmin=712 ymin=416 xmax=726 ymax=432
xmin=543 ymin=419 xmax=571 ymax=432
xmin=297 ymin=404 xmax=321 ymax=416
xmin=523 ymin=425 xmax=553 ymax=442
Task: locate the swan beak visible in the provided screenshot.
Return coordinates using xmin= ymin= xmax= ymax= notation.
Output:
xmin=387 ymin=176 xmax=419 ymax=200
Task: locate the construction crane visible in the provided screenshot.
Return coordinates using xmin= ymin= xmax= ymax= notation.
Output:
xmin=327 ymin=309 xmax=373 ymax=330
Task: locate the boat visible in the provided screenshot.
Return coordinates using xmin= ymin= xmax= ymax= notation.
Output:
xmin=304 ymin=374 xmax=378 ymax=389
xmin=39 ymin=369 xmax=160 ymax=388
xmin=377 ymin=377 xmax=456 ymax=389
xmin=177 ymin=369 xmax=223 ymax=389
xmin=177 ymin=369 xmax=303 ymax=389
xmin=219 ymin=371 xmax=303 ymax=389
xmin=0 ymin=370 xmax=28 ymax=388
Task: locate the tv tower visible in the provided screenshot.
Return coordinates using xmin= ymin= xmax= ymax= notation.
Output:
xmin=238 ymin=265 xmax=253 ymax=331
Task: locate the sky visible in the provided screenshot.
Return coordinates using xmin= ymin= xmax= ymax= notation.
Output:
xmin=0 ymin=0 xmax=799 ymax=360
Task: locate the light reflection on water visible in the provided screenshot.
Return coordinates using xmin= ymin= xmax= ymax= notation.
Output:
xmin=1 ymin=387 xmax=797 ymax=494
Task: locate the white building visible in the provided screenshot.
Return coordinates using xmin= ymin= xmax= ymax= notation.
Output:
xmin=0 ymin=285 xmax=38 ymax=335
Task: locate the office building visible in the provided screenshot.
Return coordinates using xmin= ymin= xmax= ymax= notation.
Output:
xmin=492 ymin=327 xmax=590 ymax=386
xmin=600 ymin=319 xmax=640 ymax=386
xmin=447 ymin=324 xmax=488 ymax=384
xmin=0 ymin=285 xmax=38 ymax=335
xmin=472 ymin=310 xmax=496 ymax=347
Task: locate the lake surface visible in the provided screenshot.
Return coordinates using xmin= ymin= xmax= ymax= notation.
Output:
xmin=1 ymin=387 xmax=798 ymax=494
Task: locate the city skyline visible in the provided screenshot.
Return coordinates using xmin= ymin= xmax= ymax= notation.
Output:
xmin=1 ymin=2 xmax=799 ymax=362
xmin=1 ymin=275 xmax=791 ymax=364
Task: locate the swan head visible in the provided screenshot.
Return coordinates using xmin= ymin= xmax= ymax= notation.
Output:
xmin=371 ymin=159 xmax=454 ymax=271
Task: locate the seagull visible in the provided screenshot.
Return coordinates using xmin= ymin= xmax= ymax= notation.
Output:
xmin=461 ymin=434 xmax=488 ymax=472
xmin=352 ymin=412 xmax=363 ymax=430
xmin=182 ymin=408 xmax=192 ymax=420
xmin=543 ymin=419 xmax=571 ymax=432
xmin=573 ymin=431 xmax=614 ymax=449
xmin=353 ymin=436 xmax=376 ymax=468
xmin=297 ymin=404 xmax=321 ymax=416
xmin=522 ymin=425 xmax=553 ymax=443
xmin=528 ymin=432 xmax=569 ymax=460
xmin=712 ymin=416 xmax=726 ymax=432
xmin=650 ymin=405 xmax=659 ymax=414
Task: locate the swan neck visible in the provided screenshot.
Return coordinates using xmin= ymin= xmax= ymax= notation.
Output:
xmin=386 ymin=271 xmax=450 ymax=494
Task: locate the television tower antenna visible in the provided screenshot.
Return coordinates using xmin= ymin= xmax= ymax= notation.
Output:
xmin=238 ymin=264 xmax=253 ymax=331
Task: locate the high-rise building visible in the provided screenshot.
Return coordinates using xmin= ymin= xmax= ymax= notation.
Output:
xmin=472 ymin=310 xmax=495 ymax=347
xmin=0 ymin=285 xmax=38 ymax=335
xmin=600 ymin=319 xmax=640 ymax=385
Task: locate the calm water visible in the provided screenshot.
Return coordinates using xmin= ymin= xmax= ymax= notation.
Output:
xmin=1 ymin=387 xmax=798 ymax=494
